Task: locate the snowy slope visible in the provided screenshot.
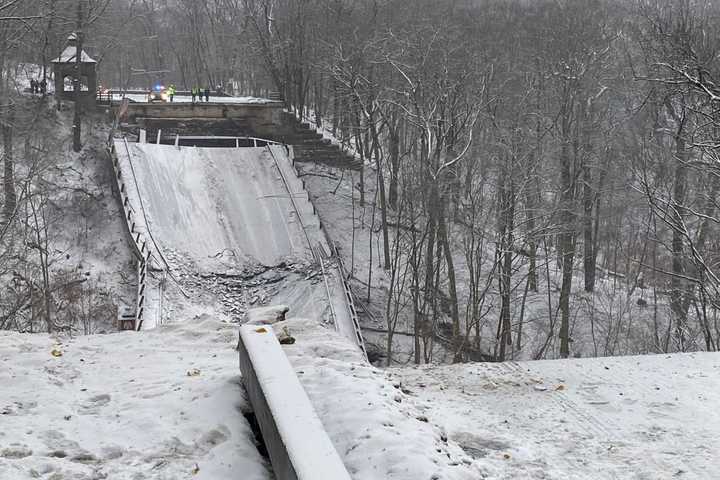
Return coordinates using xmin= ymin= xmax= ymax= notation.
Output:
xmin=391 ymin=353 xmax=720 ymax=479
xmin=124 ymin=144 xmax=313 ymax=271
xmin=279 ymin=317 xmax=483 ymax=480
xmin=0 ymin=317 xmax=271 ymax=480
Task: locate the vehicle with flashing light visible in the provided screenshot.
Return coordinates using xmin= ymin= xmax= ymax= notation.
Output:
xmin=147 ymin=84 xmax=168 ymax=102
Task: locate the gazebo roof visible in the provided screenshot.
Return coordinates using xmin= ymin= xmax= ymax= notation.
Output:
xmin=52 ymin=45 xmax=97 ymax=64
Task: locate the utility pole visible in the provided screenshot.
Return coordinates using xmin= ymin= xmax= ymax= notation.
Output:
xmin=72 ymin=0 xmax=83 ymax=152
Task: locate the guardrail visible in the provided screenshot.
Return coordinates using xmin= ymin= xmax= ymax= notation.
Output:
xmin=96 ymin=91 xmax=113 ymax=104
xmin=108 ymin=134 xmax=190 ymax=330
xmin=332 ymin=243 xmax=368 ymax=359
xmin=238 ymin=325 xmax=352 ymax=480
xmin=106 ymin=138 xmax=153 ymax=331
xmin=168 ymin=135 xmax=285 ymax=148
xmin=267 ymin=145 xmax=367 ymax=359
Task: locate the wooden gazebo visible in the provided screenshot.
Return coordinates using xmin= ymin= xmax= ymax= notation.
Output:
xmin=52 ymin=33 xmax=97 ymax=107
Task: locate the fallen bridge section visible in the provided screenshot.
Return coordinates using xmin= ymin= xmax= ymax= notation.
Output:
xmin=114 ymin=140 xmax=365 ymax=354
xmin=238 ymin=324 xmax=352 ymax=480
xmin=116 ymin=142 xmax=316 ymax=269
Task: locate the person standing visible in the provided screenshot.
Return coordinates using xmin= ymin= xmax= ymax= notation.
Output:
xmin=30 ymin=79 xmax=36 ymax=94
xmin=191 ymin=86 xmax=197 ymax=103
xmin=168 ymin=84 xmax=176 ymax=102
xmin=204 ymin=86 xmax=210 ymax=102
xmin=40 ymin=79 xmax=47 ymax=95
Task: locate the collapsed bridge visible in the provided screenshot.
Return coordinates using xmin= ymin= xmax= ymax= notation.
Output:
xmin=109 ymin=137 xmax=365 ymax=352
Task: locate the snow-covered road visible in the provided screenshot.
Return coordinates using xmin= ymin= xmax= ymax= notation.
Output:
xmin=124 ymin=144 xmax=313 ymax=271
xmin=391 ymin=353 xmax=720 ymax=479
xmin=0 ymin=318 xmax=271 ymax=480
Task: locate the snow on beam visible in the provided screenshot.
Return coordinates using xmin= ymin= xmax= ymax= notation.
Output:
xmin=238 ymin=325 xmax=352 ymax=480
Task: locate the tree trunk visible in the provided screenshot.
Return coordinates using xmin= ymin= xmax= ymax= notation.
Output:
xmin=438 ymin=206 xmax=461 ymax=362
xmin=670 ymin=132 xmax=689 ymax=350
xmin=420 ymin=182 xmax=438 ymax=364
xmin=558 ymin=118 xmax=576 ymax=359
xmin=369 ymin=111 xmax=391 ymax=270
xmin=582 ymin=107 xmax=596 ymax=292
xmin=388 ymin=115 xmax=400 ymax=210
xmin=2 ymin=103 xmax=15 ymax=222
xmin=582 ymin=160 xmax=595 ymax=292
xmin=525 ymin=172 xmax=539 ymax=292
xmin=497 ymin=172 xmax=514 ymax=361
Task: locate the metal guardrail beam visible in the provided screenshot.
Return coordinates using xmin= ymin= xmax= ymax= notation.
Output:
xmin=334 ymin=250 xmax=368 ymax=360
xmin=107 ymin=139 xmax=151 ymax=330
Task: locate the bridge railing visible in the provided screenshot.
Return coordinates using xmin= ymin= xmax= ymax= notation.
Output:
xmin=166 ymin=135 xmax=286 ymax=149
xmin=96 ymin=91 xmax=113 ymax=104
xmin=266 ymin=145 xmax=366 ymax=359
xmin=332 ymin=242 xmax=368 ymax=360
xmin=106 ymin=138 xmax=153 ymax=330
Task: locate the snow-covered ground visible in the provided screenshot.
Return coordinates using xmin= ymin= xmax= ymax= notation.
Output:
xmin=0 ymin=317 xmax=271 ymax=480
xmin=4 ymin=302 xmax=718 ymax=479
xmin=390 ymin=353 xmax=720 ymax=479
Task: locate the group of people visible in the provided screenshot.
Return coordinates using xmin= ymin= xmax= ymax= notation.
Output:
xmin=29 ymin=78 xmax=47 ymax=94
xmin=191 ymin=86 xmax=210 ymax=103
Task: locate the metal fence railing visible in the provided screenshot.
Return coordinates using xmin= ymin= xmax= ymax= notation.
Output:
xmin=106 ymin=138 xmax=152 ymax=331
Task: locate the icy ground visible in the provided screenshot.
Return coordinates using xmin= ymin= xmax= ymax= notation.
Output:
xmin=391 ymin=353 xmax=720 ymax=479
xmin=0 ymin=318 xmax=271 ymax=480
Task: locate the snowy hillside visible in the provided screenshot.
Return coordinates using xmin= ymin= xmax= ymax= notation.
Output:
xmin=392 ymin=353 xmax=720 ymax=479
xmin=0 ymin=98 xmax=135 ymax=334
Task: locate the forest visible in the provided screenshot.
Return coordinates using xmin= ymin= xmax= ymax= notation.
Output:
xmin=2 ymin=0 xmax=720 ymax=363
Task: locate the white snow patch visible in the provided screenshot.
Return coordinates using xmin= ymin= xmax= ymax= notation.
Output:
xmin=246 ymin=305 xmax=289 ymax=325
xmin=0 ymin=318 xmax=271 ymax=480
